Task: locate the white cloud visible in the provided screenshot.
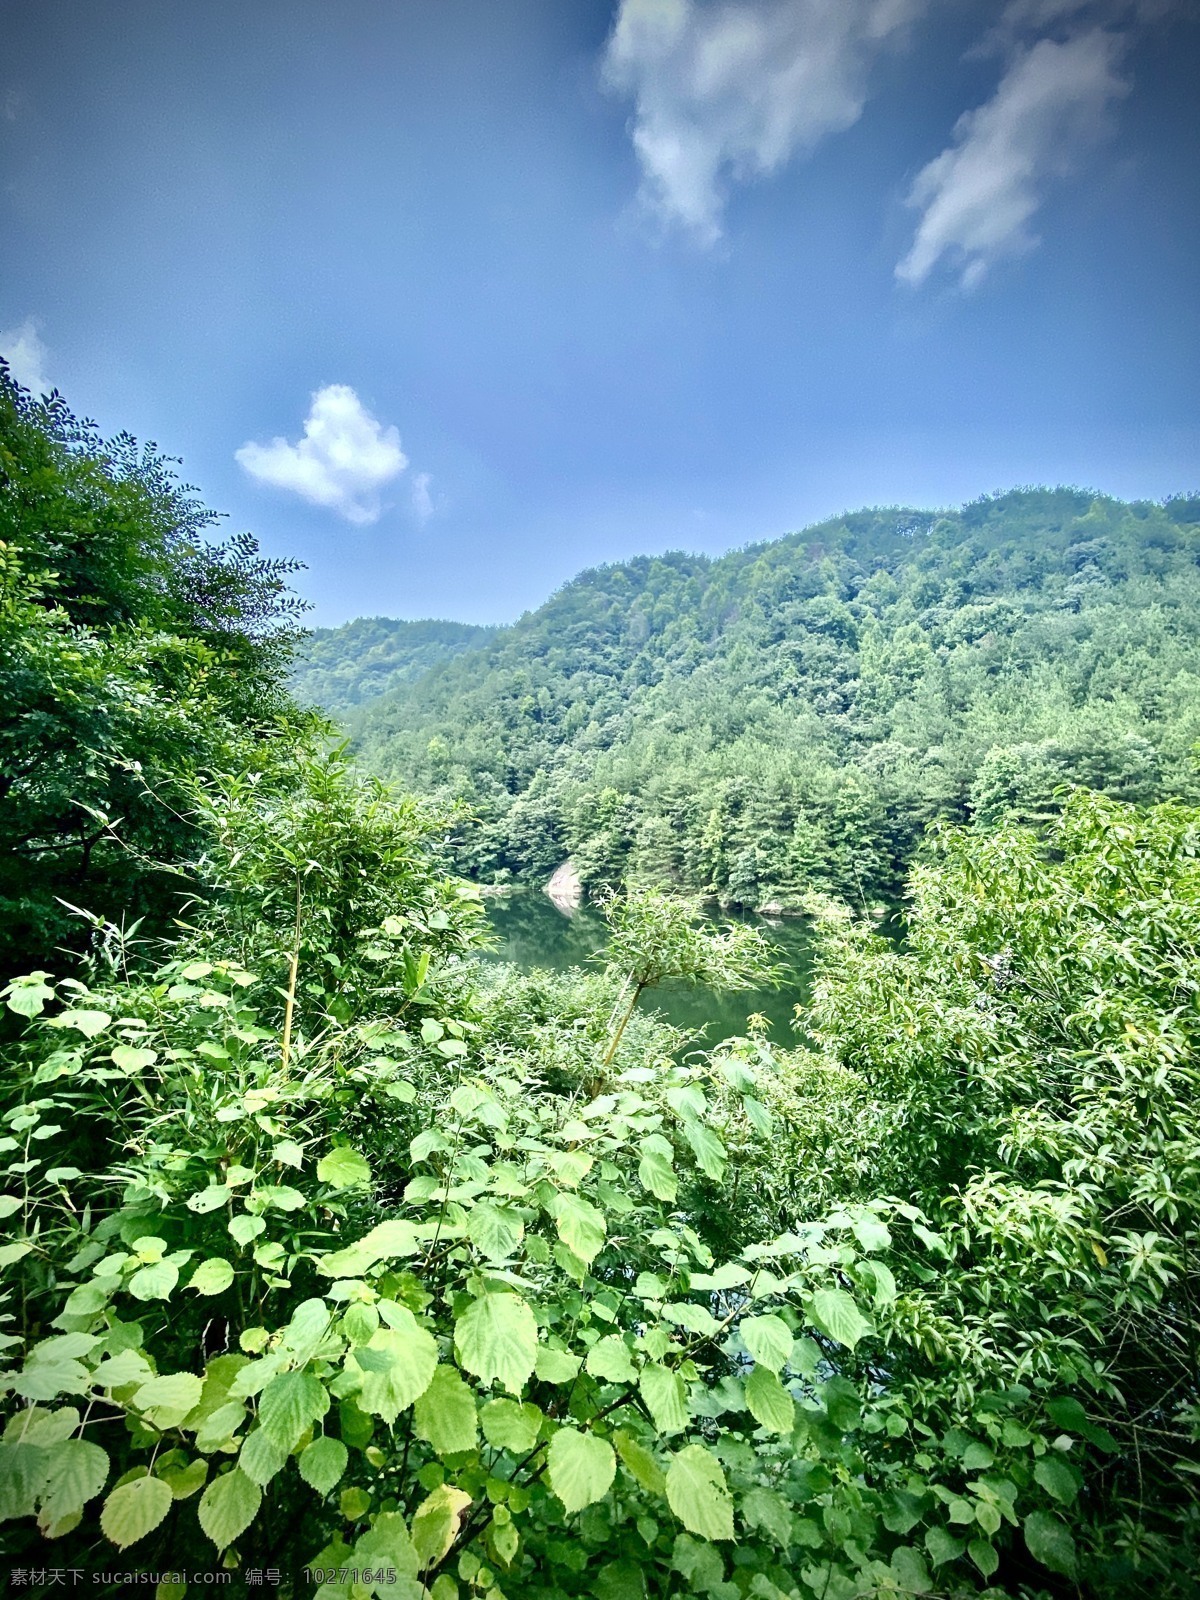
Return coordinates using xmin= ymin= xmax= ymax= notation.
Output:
xmin=984 ymin=0 xmax=1172 ymax=47
xmin=603 ymin=0 xmax=927 ymax=245
xmin=236 ymin=384 xmax=409 ymax=525
xmin=411 ymin=471 xmax=434 ymax=523
xmin=896 ymin=27 xmax=1129 ymax=288
xmin=0 ymin=317 xmax=50 ymax=394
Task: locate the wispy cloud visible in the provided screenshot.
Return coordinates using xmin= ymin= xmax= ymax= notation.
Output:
xmin=603 ymin=0 xmax=927 ymax=246
xmin=236 ymin=385 xmax=409 ymax=525
xmin=0 ymin=317 xmax=50 ymax=394
xmin=411 ymin=471 xmax=435 ymax=524
xmin=896 ymin=0 xmax=1175 ymax=288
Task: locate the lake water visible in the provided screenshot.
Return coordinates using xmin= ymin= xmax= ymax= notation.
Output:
xmin=481 ymin=890 xmax=815 ymax=1047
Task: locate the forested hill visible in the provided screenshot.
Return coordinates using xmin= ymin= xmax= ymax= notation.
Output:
xmin=342 ymin=488 xmax=1200 ymax=907
xmin=290 ymin=614 xmax=496 ymax=716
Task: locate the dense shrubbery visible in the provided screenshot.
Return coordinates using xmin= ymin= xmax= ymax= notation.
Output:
xmin=339 ymin=490 xmax=1200 ymax=909
xmin=1 ymin=376 xmax=1196 ymax=1598
xmin=3 ymin=771 xmax=1198 ymax=1598
xmin=0 ymin=367 xmax=309 ymax=971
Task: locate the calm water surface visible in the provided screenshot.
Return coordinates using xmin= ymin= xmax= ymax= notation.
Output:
xmin=482 ymin=891 xmax=814 ymax=1046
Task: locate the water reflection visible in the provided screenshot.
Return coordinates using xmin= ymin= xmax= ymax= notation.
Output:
xmin=480 ymin=891 xmax=814 ymax=1047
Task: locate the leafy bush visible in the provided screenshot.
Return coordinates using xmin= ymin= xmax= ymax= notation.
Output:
xmin=0 ymin=367 xmax=309 ymax=968
xmin=3 ymin=768 xmax=1196 ymax=1597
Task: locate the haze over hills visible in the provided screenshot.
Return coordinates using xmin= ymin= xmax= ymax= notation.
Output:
xmin=290 ymin=616 xmax=497 ymax=717
xmin=304 ymin=488 xmax=1200 ymax=909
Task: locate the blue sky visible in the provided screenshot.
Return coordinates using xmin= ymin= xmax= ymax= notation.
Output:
xmin=2 ymin=0 xmax=1197 ymax=625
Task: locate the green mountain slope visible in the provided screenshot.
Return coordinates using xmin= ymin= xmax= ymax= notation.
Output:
xmin=348 ymin=488 xmax=1200 ymax=907
xmin=290 ymin=615 xmax=497 ymax=716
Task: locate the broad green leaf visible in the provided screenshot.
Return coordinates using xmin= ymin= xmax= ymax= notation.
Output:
xmin=228 ymin=1215 xmax=265 ymax=1247
xmin=969 ymin=1538 xmax=999 ymax=1579
xmin=925 ymin=1526 xmax=965 ymax=1567
xmin=159 ymin=1457 xmax=208 ymax=1500
xmin=189 ymin=1258 xmax=235 ymax=1296
xmin=4 ymin=975 xmax=55 ymax=1017
xmin=254 ymin=1184 xmax=305 ymax=1212
xmin=744 ymin=1366 xmax=794 ymax=1435
xmin=850 ymin=1211 xmax=892 ymax=1253
xmin=740 ymin=1315 xmax=792 ymax=1373
xmin=1024 ymin=1510 xmax=1077 ymax=1577
xmin=1034 ymin=1456 xmax=1079 ymax=1505
xmin=281 ymin=1298 xmax=334 ymax=1365
xmin=455 ymin=1292 xmax=538 ymax=1395
xmin=134 ymin=1373 xmax=203 ymax=1430
xmin=0 ymin=1195 xmax=22 ymax=1218
xmin=40 ymin=1438 xmax=108 ymax=1521
xmin=0 ymin=1441 xmax=43 ymax=1519
xmin=639 ymin=1365 xmax=688 ymax=1435
xmin=62 ymin=1281 xmax=111 ymax=1317
xmin=354 ymin=1313 xmax=438 ymax=1422
xmin=586 ymin=1334 xmax=637 ymax=1384
xmin=341 ymin=1487 xmax=371 ymax=1520
xmin=238 ymin=1427 xmax=288 ymax=1487
xmin=858 ymin=1259 xmax=897 ymax=1308
xmin=481 ymin=1398 xmax=542 ymax=1453
xmin=111 ymin=1045 xmax=157 ymax=1073
xmin=548 ymin=1427 xmax=616 ymax=1514
xmin=551 ymin=1192 xmax=606 ymax=1265
xmin=413 ymin=1365 xmax=478 ymax=1456
xmin=548 ymin=1149 xmax=593 ymax=1187
xmin=317 ymin=1147 xmax=372 ymax=1190
xmin=258 ymin=1370 xmax=329 ymax=1450
xmin=808 ymin=1288 xmax=874 ymax=1350
xmin=57 ymin=1009 xmax=111 ymax=1038
xmin=272 ymin=1139 xmax=304 ymax=1168
xmin=92 ymin=1350 xmax=152 ymax=1391
xmin=467 ymin=1201 xmax=524 ymax=1261
xmin=889 ymin=1546 xmax=932 ymax=1594
xmin=679 ymin=1120 xmax=726 ymax=1182
xmin=741 ymin=1485 xmax=793 ymax=1547
xmin=101 ymin=1474 xmax=172 ymax=1548
xmin=662 ymin=1302 xmax=721 ymax=1337
xmin=615 ymin=1429 xmax=666 ymax=1496
xmin=128 ymin=1261 xmax=178 ymax=1302
xmin=689 ymin=1264 xmax=751 ymax=1292
xmin=198 ymin=1467 xmax=261 ymax=1550
xmin=741 ymin=1094 xmax=772 ymax=1137
xmin=533 ymin=1346 xmax=581 ymax=1385
xmin=187 ymin=1186 xmax=231 ymax=1215
xmin=317 ymin=1219 xmax=420 ymax=1279
xmin=354 ymin=1509 xmax=420 ymax=1585
xmin=299 ymin=1435 xmax=348 ymax=1495
xmin=412 ymin=1484 xmax=472 ymax=1569
xmin=193 ymin=1401 xmax=247 ymax=1453
xmin=12 ymin=1358 xmax=89 ymax=1401
xmin=665 ymin=1444 xmax=733 ymax=1542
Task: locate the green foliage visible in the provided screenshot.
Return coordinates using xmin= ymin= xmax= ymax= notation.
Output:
xmin=0 ymin=365 xmax=310 ymax=968
xmin=4 ymin=754 xmax=1195 ymax=1595
xmin=339 ymin=489 xmax=1200 ymax=908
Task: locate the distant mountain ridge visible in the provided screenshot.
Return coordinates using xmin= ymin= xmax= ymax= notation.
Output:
xmin=290 ymin=615 xmax=497 ymax=717
xmin=312 ymin=488 xmax=1200 ymax=909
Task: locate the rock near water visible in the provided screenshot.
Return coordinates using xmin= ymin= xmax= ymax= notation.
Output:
xmin=545 ymin=860 xmax=583 ymax=914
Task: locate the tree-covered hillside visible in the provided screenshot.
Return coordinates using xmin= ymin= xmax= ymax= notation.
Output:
xmin=345 ymin=489 xmax=1200 ymax=907
xmin=292 ymin=616 xmax=497 ymax=717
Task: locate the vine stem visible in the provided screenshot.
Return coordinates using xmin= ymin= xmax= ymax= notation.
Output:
xmin=280 ymin=875 xmax=302 ymax=1075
